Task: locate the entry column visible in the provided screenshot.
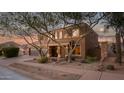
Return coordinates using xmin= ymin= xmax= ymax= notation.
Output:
xmin=47 ymin=46 xmax=51 ymax=62
xmin=47 ymin=47 xmax=50 ymax=57
xmin=65 ymin=45 xmax=68 ymax=57
xmin=57 ymin=46 xmax=61 ymax=62
xmin=100 ymin=41 xmax=108 ymax=62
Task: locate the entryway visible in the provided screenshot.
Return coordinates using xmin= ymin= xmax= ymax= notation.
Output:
xmin=50 ymin=46 xmax=58 ymax=57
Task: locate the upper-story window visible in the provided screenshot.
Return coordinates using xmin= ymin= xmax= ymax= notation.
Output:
xmin=50 ymin=35 xmax=52 ymax=38
xmin=64 ymin=33 xmax=68 ymax=38
xmin=55 ymin=31 xmax=58 ymax=39
xmin=59 ymin=31 xmax=62 ymax=39
xmin=72 ymin=29 xmax=79 ymax=37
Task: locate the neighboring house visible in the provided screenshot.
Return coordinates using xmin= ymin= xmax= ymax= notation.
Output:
xmin=46 ymin=23 xmax=100 ymax=59
xmin=98 ymin=35 xmax=116 ymax=43
xmin=0 ymin=41 xmax=22 ymax=55
xmin=98 ymin=35 xmax=116 ymax=56
xmin=0 ymin=41 xmax=21 ymax=48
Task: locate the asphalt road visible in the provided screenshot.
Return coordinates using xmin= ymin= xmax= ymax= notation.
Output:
xmin=0 ymin=66 xmax=32 ymax=80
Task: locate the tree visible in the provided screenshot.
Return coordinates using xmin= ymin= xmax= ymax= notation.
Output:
xmin=58 ymin=12 xmax=105 ymax=62
xmin=19 ymin=30 xmax=49 ymax=57
xmin=103 ymin=12 xmax=124 ymax=65
xmin=0 ymin=12 xmax=104 ymax=63
xmin=0 ymin=13 xmax=54 ymax=58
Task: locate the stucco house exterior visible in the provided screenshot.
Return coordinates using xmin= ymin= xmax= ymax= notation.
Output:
xmin=46 ymin=23 xmax=101 ymax=60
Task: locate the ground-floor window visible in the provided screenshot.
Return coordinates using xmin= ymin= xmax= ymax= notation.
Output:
xmin=73 ymin=45 xmax=80 ymax=55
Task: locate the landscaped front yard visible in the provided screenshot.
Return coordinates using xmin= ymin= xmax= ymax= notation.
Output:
xmin=23 ymin=56 xmax=124 ymax=75
xmin=1 ymin=55 xmax=124 ymax=80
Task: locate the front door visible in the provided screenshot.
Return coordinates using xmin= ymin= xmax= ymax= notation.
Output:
xmin=51 ymin=46 xmax=58 ymax=57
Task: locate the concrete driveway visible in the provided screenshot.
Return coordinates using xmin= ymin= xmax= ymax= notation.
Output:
xmin=0 ymin=55 xmax=35 ymax=80
xmin=0 ymin=66 xmax=32 ymax=80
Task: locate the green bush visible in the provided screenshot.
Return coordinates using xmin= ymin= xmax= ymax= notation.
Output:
xmin=2 ymin=47 xmax=19 ymax=58
xmin=85 ymin=56 xmax=97 ymax=63
xmin=37 ymin=56 xmax=48 ymax=63
xmin=87 ymin=56 xmax=97 ymax=61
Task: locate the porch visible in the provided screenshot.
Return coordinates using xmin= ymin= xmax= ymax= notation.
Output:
xmin=47 ymin=45 xmax=68 ymax=58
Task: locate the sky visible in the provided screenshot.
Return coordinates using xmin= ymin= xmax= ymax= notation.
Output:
xmin=0 ymin=23 xmax=115 ymax=37
xmin=0 ymin=12 xmax=116 ymax=37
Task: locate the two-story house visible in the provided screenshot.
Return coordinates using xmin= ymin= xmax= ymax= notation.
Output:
xmin=47 ymin=23 xmax=101 ymax=60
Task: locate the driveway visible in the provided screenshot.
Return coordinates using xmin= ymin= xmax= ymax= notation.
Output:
xmin=0 ymin=66 xmax=32 ymax=80
xmin=0 ymin=55 xmax=36 ymax=66
xmin=0 ymin=55 xmax=35 ymax=80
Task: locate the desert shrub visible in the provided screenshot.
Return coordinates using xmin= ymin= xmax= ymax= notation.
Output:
xmin=106 ymin=65 xmax=115 ymax=70
xmin=2 ymin=46 xmax=19 ymax=58
xmin=37 ymin=56 xmax=48 ymax=63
